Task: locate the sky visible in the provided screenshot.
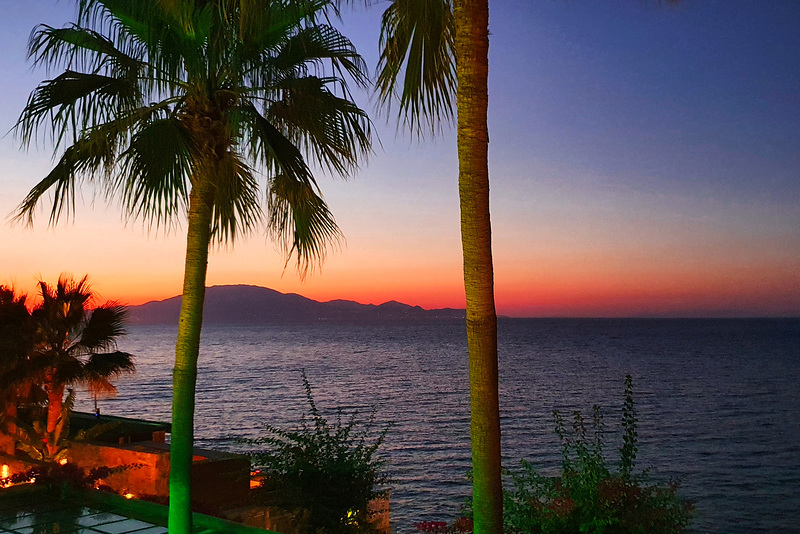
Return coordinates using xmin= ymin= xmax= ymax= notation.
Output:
xmin=0 ymin=0 xmax=798 ymax=318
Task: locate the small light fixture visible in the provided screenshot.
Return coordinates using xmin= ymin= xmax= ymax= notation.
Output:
xmin=1 ymin=464 xmax=9 ymax=478
xmin=124 ymin=492 xmax=135 ymax=499
xmin=58 ymin=458 xmax=68 ymax=466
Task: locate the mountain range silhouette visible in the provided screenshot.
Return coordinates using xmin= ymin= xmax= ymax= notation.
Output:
xmin=127 ymin=284 xmax=465 ymax=324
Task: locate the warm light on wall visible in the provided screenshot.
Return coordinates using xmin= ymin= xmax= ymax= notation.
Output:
xmin=58 ymin=458 xmax=68 ymax=466
xmin=124 ymin=492 xmax=135 ymax=499
xmin=1 ymin=464 xmax=9 ymax=479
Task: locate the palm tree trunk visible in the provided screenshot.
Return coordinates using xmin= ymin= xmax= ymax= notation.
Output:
xmin=168 ymin=181 xmax=215 ymax=534
xmin=3 ymin=401 xmax=18 ymax=455
xmin=45 ymin=383 xmax=65 ymax=458
xmin=453 ymin=1 xmax=502 ymax=533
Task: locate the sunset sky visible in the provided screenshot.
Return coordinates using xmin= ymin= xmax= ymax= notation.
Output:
xmin=1 ymin=0 xmax=798 ymax=317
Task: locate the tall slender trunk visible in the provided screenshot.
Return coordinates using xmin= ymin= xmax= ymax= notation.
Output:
xmin=168 ymin=181 xmax=215 ymax=534
xmin=3 ymin=401 xmax=18 ymax=455
xmin=45 ymin=383 xmax=65 ymax=435
xmin=45 ymin=383 xmax=65 ymax=458
xmin=453 ymin=1 xmax=502 ymax=533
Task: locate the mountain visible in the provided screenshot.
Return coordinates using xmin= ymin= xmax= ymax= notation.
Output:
xmin=127 ymin=285 xmax=465 ymax=325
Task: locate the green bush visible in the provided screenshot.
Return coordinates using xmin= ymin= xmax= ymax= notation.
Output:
xmin=502 ymin=375 xmax=694 ymax=534
xmin=243 ymin=372 xmax=390 ymax=534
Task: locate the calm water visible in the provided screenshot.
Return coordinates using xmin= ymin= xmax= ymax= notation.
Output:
xmin=75 ymin=319 xmax=800 ymax=533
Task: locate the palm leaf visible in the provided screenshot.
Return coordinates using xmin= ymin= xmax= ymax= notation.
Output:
xmin=207 ymin=152 xmax=264 ymax=243
xmin=73 ymin=418 xmax=122 ymax=441
xmin=238 ymin=102 xmax=315 ymax=181
xmin=239 ymin=102 xmax=342 ymax=272
xmin=78 ymin=304 xmax=128 ymax=351
xmin=17 ymin=70 xmax=134 ymax=148
xmin=14 ymin=422 xmax=46 ymax=462
xmin=268 ymin=173 xmax=342 ymax=277
xmin=82 ymin=351 xmax=135 ymax=384
xmin=272 ymin=24 xmax=368 ymax=88
xmin=376 ymin=0 xmax=456 ymax=134
xmin=28 ymin=24 xmax=142 ymax=74
xmin=268 ymin=75 xmax=372 ymax=175
xmin=118 ymin=115 xmax=194 ymax=228
xmin=14 ymin=132 xmax=110 ymax=225
xmin=14 ymin=95 xmax=176 ymax=225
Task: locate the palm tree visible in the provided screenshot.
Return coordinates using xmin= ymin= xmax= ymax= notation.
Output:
xmin=376 ymin=3 xmax=680 ymax=531
xmin=27 ymin=275 xmax=135 ymax=457
xmin=14 ymin=1 xmax=371 ymax=531
xmin=375 ymin=1 xmax=501 ymax=531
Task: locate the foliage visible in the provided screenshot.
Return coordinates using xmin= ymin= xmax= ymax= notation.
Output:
xmin=0 ymin=286 xmax=35 ymax=371
xmin=0 ymin=285 xmax=44 ymax=435
xmin=28 ymin=274 xmax=135 ymax=401
xmin=417 ymin=376 xmax=694 ymax=534
xmin=13 ymin=389 xmax=121 ymax=463
xmin=0 ymin=461 xmax=140 ymax=491
xmin=243 ymin=372 xmax=391 ymax=534
xmin=414 ymin=518 xmax=473 ymax=533
xmin=502 ymin=375 xmax=694 ymax=534
xmin=0 ymin=275 xmax=132 ymax=464
xmin=14 ymin=389 xmax=76 ymax=463
xmin=0 ymin=274 xmax=134 ymax=459
xmin=13 ymin=0 xmax=372 ymax=268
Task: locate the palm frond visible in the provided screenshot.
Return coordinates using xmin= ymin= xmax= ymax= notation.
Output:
xmin=76 ymin=0 xmax=201 ymax=92
xmin=239 ymin=102 xmax=341 ymax=273
xmin=28 ymin=24 xmax=141 ymax=75
xmin=236 ymin=0 xmax=332 ymax=50
xmin=268 ymin=75 xmax=372 ymax=175
xmin=14 ymin=102 xmax=172 ymax=227
xmin=268 ymin=173 xmax=342 ymax=278
xmin=73 ymin=418 xmax=122 ymax=441
xmin=209 ymin=153 xmax=264 ymax=243
xmin=118 ymin=115 xmax=193 ymax=228
xmin=0 ymin=287 xmax=35 ymax=373
xmin=376 ymin=0 xmax=456 ymax=134
xmin=77 ymin=303 xmax=128 ymax=351
xmin=16 ymin=69 xmax=140 ymax=151
xmin=238 ymin=102 xmax=314 ymax=180
xmin=51 ymin=359 xmax=85 ymax=388
xmin=14 ymin=129 xmax=116 ymax=226
xmin=33 ymin=275 xmax=92 ymax=346
xmin=82 ymin=350 xmax=136 ymax=383
xmin=272 ymin=24 xmax=369 ymax=89
xmin=16 ymin=0 xmax=374 ymax=278
xmin=14 ymin=422 xmax=46 ymax=462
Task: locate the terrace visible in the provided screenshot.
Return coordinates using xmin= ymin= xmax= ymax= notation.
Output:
xmin=0 ymin=484 xmax=272 ymax=533
xmin=0 ymin=412 xmax=390 ymax=533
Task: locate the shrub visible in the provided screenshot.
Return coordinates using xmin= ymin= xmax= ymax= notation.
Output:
xmin=14 ymin=389 xmax=121 ymax=463
xmin=417 ymin=376 xmax=694 ymax=534
xmin=242 ymin=372 xmax=391 ymax=534
xmin=502 ymin=375 xmax=694 ymax=533
xmin=1 ymin=462 xmax=140 ymax=492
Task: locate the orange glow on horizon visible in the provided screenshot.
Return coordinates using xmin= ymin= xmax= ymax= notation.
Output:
xmin=7 ymin=257 xmax=799 ymax=318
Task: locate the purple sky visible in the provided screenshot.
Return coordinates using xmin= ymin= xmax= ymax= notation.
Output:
xmin=1 ymin=0 xmax=798 ymax=317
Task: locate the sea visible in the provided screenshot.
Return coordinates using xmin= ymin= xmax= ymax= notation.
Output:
xmin=73 ymin=318 xmax=800 ymax=533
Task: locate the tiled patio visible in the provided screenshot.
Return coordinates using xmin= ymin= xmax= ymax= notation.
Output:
xmin=0 ymin=488 xmax=272 ymax=534
xmin=0 ymin=492 xmax=168 ymax=533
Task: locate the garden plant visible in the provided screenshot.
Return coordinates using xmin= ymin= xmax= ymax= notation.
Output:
xmin=243 ymin=372 xmax=390 ymax=534
xmin=417 ymin=376 xmax=694 ymax=534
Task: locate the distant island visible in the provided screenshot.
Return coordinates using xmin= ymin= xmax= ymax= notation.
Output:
xmin=127 ymin=285 xmax=466 ymax=325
